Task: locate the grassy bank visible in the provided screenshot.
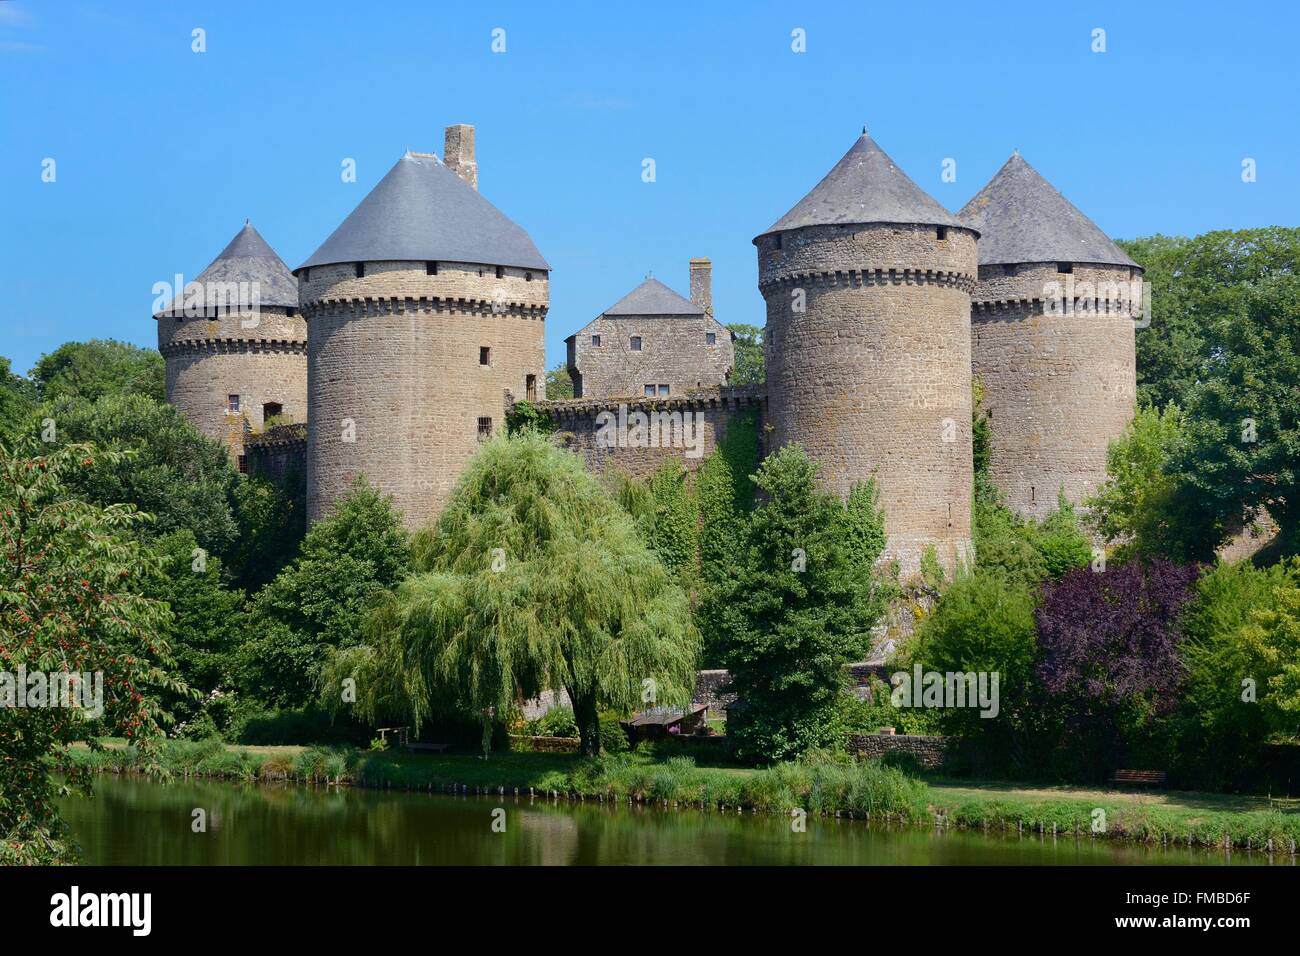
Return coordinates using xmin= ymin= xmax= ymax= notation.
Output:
xmin=61 ymin=739 xmax=1300 ymax=852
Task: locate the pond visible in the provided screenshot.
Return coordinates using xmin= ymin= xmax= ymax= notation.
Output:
xmin=60 ymin=775 xmax=1268 ymax=866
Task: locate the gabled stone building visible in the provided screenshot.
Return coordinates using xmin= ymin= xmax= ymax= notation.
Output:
xmin=960 ymin=152 xmax=1140 ymax=520
xmin=154 ymin=221 xmax=306 ymax=469
xmin=565 ymin=260 xmax=733 ymax=400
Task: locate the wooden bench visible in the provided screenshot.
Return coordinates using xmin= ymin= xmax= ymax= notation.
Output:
xmin=1111 ymin=769 xmax=1167 ymax=787
xmin=404 ymin=742 xmax=450 ymax=754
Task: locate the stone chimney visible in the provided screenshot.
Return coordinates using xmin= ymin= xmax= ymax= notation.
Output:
xmin=444 ymin=124 xmax=477 ymax=190
xmin=689 ymin=257 xmax=713 ymax=318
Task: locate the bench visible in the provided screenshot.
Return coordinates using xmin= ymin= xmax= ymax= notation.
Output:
xmin=1111 ymin=769 xmax=1167 ymax=787
xmin=404 ymin=742 xmax=450 ymax=754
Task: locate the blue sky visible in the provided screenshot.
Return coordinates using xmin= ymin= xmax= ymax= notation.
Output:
xmin=2 ymin=0 xmax=1298 ymax=375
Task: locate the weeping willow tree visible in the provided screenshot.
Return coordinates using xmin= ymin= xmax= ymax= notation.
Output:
xmin=327 ymin=433 xmax=700 ymax=756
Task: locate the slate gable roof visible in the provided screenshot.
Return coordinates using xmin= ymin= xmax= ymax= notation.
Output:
xmin=601 ymin=277 xmax=703 ymax=317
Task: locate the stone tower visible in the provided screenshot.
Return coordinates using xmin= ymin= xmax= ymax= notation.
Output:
xmin=959 ymin=153 xmax=1140 ymax=520
xmin=155 ymin=221 xmax=306 ymax=468
xmin=297 ymin=125 xmax=549 ymax=528
xmin=755 ymin=130 xmax=978 ymax=575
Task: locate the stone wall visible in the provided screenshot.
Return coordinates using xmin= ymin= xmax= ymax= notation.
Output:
xmin=157 ymin=304 xmax=307 ymax=463
xmin=568 ymin=313 xmax=734 ymax=400
xmin=300 ymin=259 xmax=548 ymax=528
xmin=758 ymin=222 xmax=977 ymax=577
xmin=970 ymin=261 xmax=1138 ymax=520
xmin=542 ymin=385 xmax=763 ymax=480
xmin=246 ymin=423 xmax=307 ymax=484
xmin=845 ymin=733 xmax=950 ymax=769
xmin=691 ymin=669 xmax=736 ymax=719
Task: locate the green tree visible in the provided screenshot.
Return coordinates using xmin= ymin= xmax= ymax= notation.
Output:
xmin=544 ymin=362 xmax=574 ymax=400
xmin=32 ymin=339 xmax=166 ymax=404
xmin=238 ymin=478 xmax=411 ymax=708
xmin=329 ymin=434 xmax=698 ymax=756
xmin=715 ymin=444 xmax=886 ymax=762
xmin=903 ymin=571 xmax=1039 ymax=763
xmin=726 ymin=324 xmax=764 ymax=385
xmin=1177 ymin=559 xmax=1300 ymax=784
xmin=227 ymin=469 xmax=306 ymax=591
xmin=0 ymin=357 xmax=36 ymax=445
xmin=38 ymin=393 xmax=241 ymax=559
xmin=0 ymin=441 xmax=182 ymax=863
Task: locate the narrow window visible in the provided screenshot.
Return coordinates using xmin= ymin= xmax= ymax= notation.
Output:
xmin=630 ymin=336 xmax=642 ymax=351
xmin=263 ymin=401 xmax=283 ymax=423
xmin=1057 ymin=262 xmax=1073 ymax=274
xmin=237 ymin=455 xmax=247 ymax=475
xmin=644 ymin=384 xmax=655 ymax=397
xmin=1031 ymin=486 xmax=1036 ymax=504
xmin=525 ymin=272 xmax=533 ymax=282
xmin=495 ymin=265 xmax=504 ymax=279
xmin=426 ymin=261 xmax=438 ymax=276
xmin=478 ymin=268 xmax=484 ymax=278
xmin=591 ymin=334 xmax=601 ymax=346
xmin=302 ymin=268 xmax=310 ymax=282
xmin=774 ymin=234 xmax=783 ymax=250
xmin=1004 ymin=263 xmax=1017 ymax=277
xmin=526 ymin=374 xmax=537 ymax=400
xmin=658 ymin=384 xmax=670 ymax=396
xmin=355 ymin=262 xmax=365 ymax=278
xmin=936 ymin=226 xmax=948 ymax=241
xmin=227 ymin=394 xmax=240 ymax=414
xmin=477 ymin=417 xmax=493 ymax=441
xmin=706 ymin=332 xmax=717 ymax=345
xmin=479 ymin=346 xmax=491 ymax=366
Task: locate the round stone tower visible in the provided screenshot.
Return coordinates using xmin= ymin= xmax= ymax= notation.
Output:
xmin=959 ymin=152 xmax=1140 ymax=520
xmin=754 ymin=130 xmax=978 ymax=576
xmin=297 ymin=125 xmax=549 ymax=528
xmin=155 ymin=221 xmax=306 ymax=467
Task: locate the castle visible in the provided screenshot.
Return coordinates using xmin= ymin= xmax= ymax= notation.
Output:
xmin=155 ymin=124 xmax=1139 ymax=576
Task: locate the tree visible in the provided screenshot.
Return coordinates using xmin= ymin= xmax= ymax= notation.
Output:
xmin=544 ymin=362 xmax=574 ymax=400
xmin=904 ymin=571 xmax=1038 ymax=762
xmin=0 ymin=441 xmax=182 ymax=863
xmin=1035 ymin=560 xmax=1200 ymax=778
xmin=32 ymin=339 xmax=165 ymax=404
xmin=715 ymin=444 xmax=886 ymax=762
xmin=1177 ymin=559 xmax=1300 ymax=785
xmin=329 ymin=434 xmax=698 ymax=756
xmin=1172 ymin=273 xmax=1300 ymax=555
xmin=1087 ymin=404 xmax=1215 ymax=562
xmin=238 ymin=478 xmax=410 ymax=708
xmin=0 ymin=358 xmax=36 ymax=445
xmin=37 ymin=393 xmax=241 ymax=559
xmin=726 ymin=324 xmax=764 ymax=385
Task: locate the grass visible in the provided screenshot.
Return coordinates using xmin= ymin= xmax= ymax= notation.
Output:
xmin=60 ymin=739 xmax=1300 ymax=851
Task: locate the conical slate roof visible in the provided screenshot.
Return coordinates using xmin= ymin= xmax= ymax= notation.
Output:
xmin=156 ymin=221 xmax=298 ymax=316
xmin=299 ymin=152 xmax=549 ymax=272
xmin=958 ymin=153 xmax=1138 ymax=268
xmin=601 ymin=277 xmax=703 ymax=317
xmin=756 ymin=130 xmax=963 ymax=240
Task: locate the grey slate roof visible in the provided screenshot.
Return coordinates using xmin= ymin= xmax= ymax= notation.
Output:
xmin=756 ymin=131 xmax=964 ymax=240
xmin=958 ymin=153 xmax=1138 ymax=268
xmin=601 ymin=277 xmax=703 ymax=317
xmin=299 ymin=152 xmax=549 ymax=272
xmin=156 ymin=221 xmax=298 ymax=315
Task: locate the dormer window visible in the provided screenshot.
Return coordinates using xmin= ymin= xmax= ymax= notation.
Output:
xmin=1004 ymin=264 xmax=1017 ymax=277
xmin=426 ymin=262 xmax=438 ymax=276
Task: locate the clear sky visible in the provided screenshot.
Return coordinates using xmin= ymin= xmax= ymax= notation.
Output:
xmin=2 ymin=0 xmax=1298 ymax=375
